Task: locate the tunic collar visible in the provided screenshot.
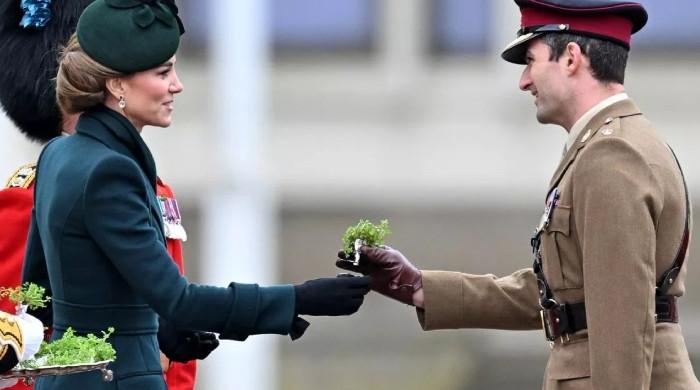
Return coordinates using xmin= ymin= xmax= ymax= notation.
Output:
xmin=565 ymin=92 xmax=628 ymax=153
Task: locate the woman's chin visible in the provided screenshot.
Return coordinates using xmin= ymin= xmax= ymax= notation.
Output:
xmin=153 ymin=117 xmax=173 ymax=128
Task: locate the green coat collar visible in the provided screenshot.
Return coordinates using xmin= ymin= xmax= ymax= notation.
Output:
xmin=76 ymin=105 xmax=158 ymax=192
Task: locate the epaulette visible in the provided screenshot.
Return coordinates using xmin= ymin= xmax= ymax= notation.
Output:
xmin=5 ymin=163 xmax=36 ymax=189
xmin=0 ymin=312 xmax=24 ymax=358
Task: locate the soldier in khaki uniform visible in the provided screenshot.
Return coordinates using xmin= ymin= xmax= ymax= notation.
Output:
xmin=337 ymin=0 xmax=700 ymax=389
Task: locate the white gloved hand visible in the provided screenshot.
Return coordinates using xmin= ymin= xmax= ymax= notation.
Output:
xmin=16 ymin=311 xmax=44 ymax=360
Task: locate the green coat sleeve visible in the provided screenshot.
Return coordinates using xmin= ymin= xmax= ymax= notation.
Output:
xmin=82 ymin=154 xmax=296 ymax=340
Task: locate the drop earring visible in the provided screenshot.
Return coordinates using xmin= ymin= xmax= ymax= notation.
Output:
xmin=119 ymin=96 xmax=126 ymax=109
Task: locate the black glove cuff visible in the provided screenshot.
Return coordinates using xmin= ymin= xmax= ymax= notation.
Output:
xmin=289 ymin=317 xmax=310 ymax=341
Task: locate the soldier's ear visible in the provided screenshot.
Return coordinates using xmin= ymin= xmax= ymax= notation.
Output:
xmin=562 ymin=42 xmax=585 ymax=76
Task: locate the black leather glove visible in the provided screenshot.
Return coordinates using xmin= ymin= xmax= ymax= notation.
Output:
xmin=294 ymin=275 xmax=371 ymax=316
xmin=158 ymin=318 xmax=220 ymax=363
xmin=336 ymin=245 xmax=422 ymax=305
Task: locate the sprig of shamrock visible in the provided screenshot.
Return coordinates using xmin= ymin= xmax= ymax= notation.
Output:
xmin=342 ymin=219 xmax=391 ymax=256
xmin=0 ymin=282 xmax=51 ymax=310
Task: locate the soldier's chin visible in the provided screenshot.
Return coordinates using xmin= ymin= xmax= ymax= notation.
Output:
xmin=535 ymin=108 xmax=556 ymax=125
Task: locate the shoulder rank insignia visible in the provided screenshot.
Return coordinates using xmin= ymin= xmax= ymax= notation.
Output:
xmin=5 ymin=163 xmax=37 ymax=189
xmin=0 ymin=312 xmax=24 ymax=359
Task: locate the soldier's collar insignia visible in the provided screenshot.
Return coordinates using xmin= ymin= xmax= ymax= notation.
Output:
xmin=580 ymin=129 xmax=592 ymax=143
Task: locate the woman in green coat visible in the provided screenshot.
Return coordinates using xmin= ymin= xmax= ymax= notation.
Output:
xmin=22 ymin=1 xmax=370 ymax=388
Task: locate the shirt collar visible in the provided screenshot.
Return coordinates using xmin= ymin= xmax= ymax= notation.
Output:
xmin=566 ymin=92 xmax=628 ymax=151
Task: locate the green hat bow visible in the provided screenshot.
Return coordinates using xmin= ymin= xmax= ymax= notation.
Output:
xmin=104 ymin=0 xmax=185 ymax=34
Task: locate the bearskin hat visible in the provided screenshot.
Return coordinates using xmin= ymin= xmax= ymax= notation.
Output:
xmin=0 ymin=0 xmax=94 ymax=143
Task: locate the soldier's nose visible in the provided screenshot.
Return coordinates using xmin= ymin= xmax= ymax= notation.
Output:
xmin=519 ymin=69 xmax=533 ymax=92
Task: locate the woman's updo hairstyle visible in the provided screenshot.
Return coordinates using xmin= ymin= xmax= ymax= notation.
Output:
xmin=56 ymin=0 xmax=185 ymax=114
xmin=55 ymin=34 xmax=124 ymax=114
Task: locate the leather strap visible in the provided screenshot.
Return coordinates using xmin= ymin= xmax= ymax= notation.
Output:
xmin=542 ymin=295 xmax=679 ymax=341
xmin=534 ymin=144 xmax=689 ymax=342
xmin=657 ymin=146 xmax=690 ymax=296
xmin=534 ymin=150 xmax=689 ymax=305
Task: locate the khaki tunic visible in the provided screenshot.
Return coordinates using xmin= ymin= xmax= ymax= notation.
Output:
xmin=417 ymin=100 xmax=699 ymax=390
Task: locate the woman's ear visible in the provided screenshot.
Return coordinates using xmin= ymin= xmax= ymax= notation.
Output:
xmin=105 ymin=78 xmax=125 ymax=100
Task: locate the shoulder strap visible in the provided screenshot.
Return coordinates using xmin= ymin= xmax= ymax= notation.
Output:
xmin=657 ymin=146 xmax=690 ymax=296
xmin=5 ymin=163 xmax=37 ymax=189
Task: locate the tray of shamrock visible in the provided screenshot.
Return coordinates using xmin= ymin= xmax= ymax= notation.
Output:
xmin=0 ymin=326 xmax=116 ymax=384
xmin=1 ymin=360 xmax=114 ymax=384
xmin=0 ymin=284 xmax=116 ymax=384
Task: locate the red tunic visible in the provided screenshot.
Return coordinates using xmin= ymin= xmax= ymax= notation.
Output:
xmin=0 ymin=168 xmax=38 ymax=390
xmin=0 ymin=168 xmax=196 ymax=390
xmin=156 ymin=179 xmax=197 ymax=390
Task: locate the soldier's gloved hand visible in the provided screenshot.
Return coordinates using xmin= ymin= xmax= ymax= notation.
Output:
xmin=336 ymin=245 xmax=422 ymax=305
xmin=158 ymin=318 xmax=220 ymax=363
xmin=294 ymin=276 xmax=371 ymax=316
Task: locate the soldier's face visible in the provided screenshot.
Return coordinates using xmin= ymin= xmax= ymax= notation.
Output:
xmin=519 ymin=40 xmax=570 ymax=127
xmin=120 ymin=55 xmax=184 ymax=131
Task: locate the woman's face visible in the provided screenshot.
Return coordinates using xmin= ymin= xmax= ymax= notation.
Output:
xmin=121 ymin=55 xmax=183 ymax=130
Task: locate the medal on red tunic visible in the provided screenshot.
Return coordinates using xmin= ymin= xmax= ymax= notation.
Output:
xmin=158 ymin=196 xmax=188 ymax=241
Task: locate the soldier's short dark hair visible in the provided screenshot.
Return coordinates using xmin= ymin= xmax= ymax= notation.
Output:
xmin=541 ymin=33 xmax=628 ymax=85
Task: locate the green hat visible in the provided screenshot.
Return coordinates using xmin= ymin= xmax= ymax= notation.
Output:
xmin=77 ymin=0 xmax=185 ymax=73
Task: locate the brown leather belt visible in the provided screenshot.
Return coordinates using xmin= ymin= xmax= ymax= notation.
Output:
xmin=540 ymin=295 xmax=679 ymax=343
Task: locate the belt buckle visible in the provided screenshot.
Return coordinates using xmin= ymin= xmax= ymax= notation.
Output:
xmin=540 ymin=310 xmax=556 ymax=349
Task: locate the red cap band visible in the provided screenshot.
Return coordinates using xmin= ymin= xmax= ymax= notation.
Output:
xmin=521 ymin=7 xmax=634 ymax=46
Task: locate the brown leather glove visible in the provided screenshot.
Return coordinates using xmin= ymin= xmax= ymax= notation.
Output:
xmin=336 ymin=245 xmax=422 ymax=305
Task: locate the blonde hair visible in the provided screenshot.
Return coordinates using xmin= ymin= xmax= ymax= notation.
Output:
xmin=56 ymin=34 xmax=125 ymax=114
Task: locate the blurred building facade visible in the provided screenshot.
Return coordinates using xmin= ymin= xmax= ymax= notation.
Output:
xmin=1 ymin=0 xmax=699 ymax=388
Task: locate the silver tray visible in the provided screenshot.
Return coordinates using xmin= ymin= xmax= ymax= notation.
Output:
xmin=0 ymin=361 xmax=113 ymax=384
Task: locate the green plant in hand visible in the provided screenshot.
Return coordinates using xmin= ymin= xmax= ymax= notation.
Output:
xmin=19 ymin=327 xmax=116 ymax=368
xmin=0 ymin=282 xmax=51 ymax=310
xmin=342 ymin=219 xmax=391 ymax=256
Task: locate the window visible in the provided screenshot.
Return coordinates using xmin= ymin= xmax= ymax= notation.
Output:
xmin=431 ymin=0 xmax=492 ymax=54
xmin=270 ymin=0 xmax=376 ymax=52
xmin=634 ymin=0 xmax=700 ymax=49
xmin=178 ymin=0 xmax=377 ymax=54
